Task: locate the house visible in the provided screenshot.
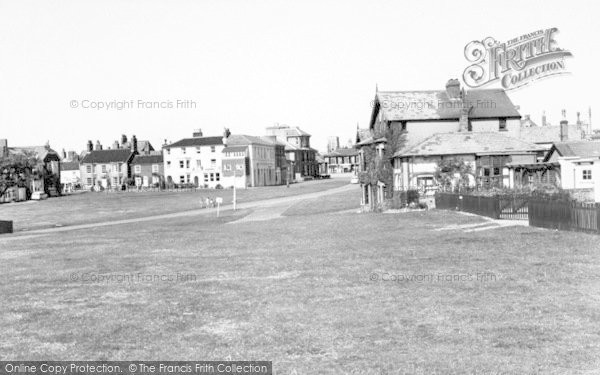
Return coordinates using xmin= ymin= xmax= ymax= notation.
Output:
xmin=393 ymin=132 xmax=540 ymax=192
xmin=131 ymin=153 xmax=164 ymax=188
xmin=543 ymin=141 xmax=600 ymax=191
xmin=59 ymin=161 xmax=81 ymax=192
xmin=358 ymin=79 xmax=527 ymax=209
xmin=80 ymin=138 xmax=137 ymax=190
xmin=265 ymin=124 xmax=318 ymax=179
xmin=222 ymin=134 xmax=288 ymax=188
xmin=518 ymin=115 xmax=585 ymax=156
xmin=0 ymin=139 xmax=62 ymax=198
xmin=323 ymin=148 xmax=359 ymax=174
xmin=163 ymin=129 xmax=225 ymax=188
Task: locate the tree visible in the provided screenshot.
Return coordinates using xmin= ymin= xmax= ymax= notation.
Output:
xmin=434 ymin=158 xmax=473 ymax=192
xmin=0 ymin=151 xmax=40 ymax=197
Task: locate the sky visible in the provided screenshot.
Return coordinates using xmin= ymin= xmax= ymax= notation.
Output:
xmin=1 ymin=0 xmax=599 ymax=154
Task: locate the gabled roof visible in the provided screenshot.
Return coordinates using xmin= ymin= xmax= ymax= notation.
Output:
xmin=325 ymin=148 xmax=359 ymax=157
xmin=132 ymin=154 xmax=163 ymax=164
xmin=165 ymin=136 xmax=223 ymax=148
xmin=266 ymin=125 xmax=311 ymax=137
xmin=544 ymin=141 xmax=600 ymax=161
xmin=9 ymin=146 xmax=60 ymax=161
xmin=81 ymin=149 xmax=134 ymax=164
xmin=519 ymin=125 xmax=584 ymax=145
xmin=395 ymin=132 xmax=540 ymax=158
xmin=371 ymin=89 xmax=520 ymax=127
xmin=60 ymin=161 xmax=80 ymax=171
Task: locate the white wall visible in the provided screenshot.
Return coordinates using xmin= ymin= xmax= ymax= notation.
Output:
xmin=164 ymin=144 xmax=225 ymax=186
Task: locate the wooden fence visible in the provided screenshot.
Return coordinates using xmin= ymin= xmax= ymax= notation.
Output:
xmin=528 ymin=200 xmax=600 ymax=233
xmin=437 ymin=193 xmax=600 ymax=234
xmin=435 ymin=193 xmax=528 ymax=220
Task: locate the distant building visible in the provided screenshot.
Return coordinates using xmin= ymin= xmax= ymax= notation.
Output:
xmin=222 ymin=134 xmax=288 ymax=188
xmin=131 ymin=153 xmax=164 ymax=188
xmin=163 ymin=130 xmax=225 ymax=187
xmin=327 ymin=136 xmax=340 ymax=153
xmin=1 ymin=139 xmax=62 ymax=198
xmin=59 ymin=161 xmax=81 ymax=192
xmin=323 ymin=148 xmax=359 ymax=174
xmin=265 ymin=124 xmax=318 ymax=178
xmin=79 ymin=137 xmax=138 ymax=190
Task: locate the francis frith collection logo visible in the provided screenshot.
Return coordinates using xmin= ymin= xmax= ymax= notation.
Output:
xmin=462 ymin=27 xmax=572 ymax=90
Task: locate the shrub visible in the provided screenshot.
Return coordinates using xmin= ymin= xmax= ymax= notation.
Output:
xmin=215 ymin=184 xmax=223 ymax=189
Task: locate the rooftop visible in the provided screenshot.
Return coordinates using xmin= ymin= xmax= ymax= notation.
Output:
xmin=81 ymin=149 xmax=134 ymax=164
xmin=372 ymin=89 xmax=521 ymax=126
xmin=165 ymin=136 xmax=223 ymax=148
xmin=395 ymin=132 xmax=540 ymax=158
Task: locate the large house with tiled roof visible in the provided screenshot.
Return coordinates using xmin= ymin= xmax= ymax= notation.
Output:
xmin=393 ymin=132 xmax=540 ymax=191
xmin=358 ymin=79 xmax=538 ymax=209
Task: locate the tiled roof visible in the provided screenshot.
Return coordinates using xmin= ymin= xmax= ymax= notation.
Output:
xmin=132 ymin=154 xmax=163 ymax=164
xmin=222 ymin=146 xmax=248 ymax=153
xmin=165 ymin=136 xmax=223 ymax=148
xmin=81 ymin=149 xmax=134 ymax=164
xmin=60 ymin=161 xmax=80 ymax=171
xmin=550 ymin=141 xmax=600 ymax=158
xmin=228 ymin=134 xmax=274 ymax=146
xmin=395 ymin=132 xmax=540 ymax=157
xmin=267 ymin=126 xmax=311 ymax=137
xmin=519 ymin=125 xmax=584 ymax=144
xmin=325 ymin=148 xmax=359 ymax=157
xmin=9 ymin=146 xmax=60 ymax=161
xmin=373 ymin=89 xmax=520 ymax=125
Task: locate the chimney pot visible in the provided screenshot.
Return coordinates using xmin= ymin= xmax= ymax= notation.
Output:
xmin=445 ymin=78 xmax=461 ymax=100
xmin=560 ymin=120 xmax=569 ymax=141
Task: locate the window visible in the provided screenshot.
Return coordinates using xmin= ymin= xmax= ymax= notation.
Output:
xmin=401 ymin=121 xmax=407 ymax=131
xmin=186 ymin=160 xmax=190 ymax=169
xmin=210 ymin=173 xmax=214 ymax=181
xmin=483 ymin=168 xmax=490 ymax=177
xmin=101 ymin=165 xmax=107 ymax=173
xmin=87 ymin=178 xmax=92 ymax=184
xmin=215 ymin=173 xmax=220 ymax=181
xmin=204 ymin=173 xmax=209 ymax=182
xmin=196 ymin=160 xmax=202 ymax=168
xmin=86 ymin=165 xmax=92 ymax=173
xmin=499 ymin=118 xmax=507 ymax=131
xmin=583 ymin=169 xmax=592 ymax=180
xmin=134 ymin=165 xmax=141 ymax=174
xmin=179 ymin=175 xmax=185 ymax=183
xmin=493 ymin=167 xmax=500 ymax=176
xmin=196 ymin=147 xmax=201 ymax=154
xmin=179 ymin=160 xmax=184 ymax=168
xmin=186 ymin=174 xmax=190 ymax=183
xmin=211 ymin=146 xmax=216 ymax=153
xmin=167 ymin=161 xmax=171 ymax=167
xmin=225 ymin=164 xmax=232 ymax=171
xmin=236 ymin=164 xmax=244 ymax=170
xmin=152 ymin=164 xmax=159 ymax=173
xmin=211 ymin=159 xmax=216 ymax=168
xmin=166 ymin=148 xmax=170 ymax=155
xmin=183 ymin=148 xmax=186 ymax=154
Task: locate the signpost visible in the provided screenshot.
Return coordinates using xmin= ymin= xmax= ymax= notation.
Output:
xmin=216 ymin=197 xmax=223 ymax=217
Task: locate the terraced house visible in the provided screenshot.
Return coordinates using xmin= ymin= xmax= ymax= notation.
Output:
xmin=79 ymin=140 xmax=137 ymax=190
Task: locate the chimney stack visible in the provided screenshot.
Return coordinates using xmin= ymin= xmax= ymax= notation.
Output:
xmin=131 ymin=135 xmax=138 ymax=153
xmin=121 ymin=134 xmax=127 ymax=147
xmin=0 ymin=139 xmax=8 ymax=158
xmin=542 ymin=111 xmax=547 ymax=127
xmin=87 ymin=140 xmax=93 ymax=152
xmin=223 ymin=128 xmax=231 ymax=146
xmin=112 ymin=140 xmax=119 ymax=150
xmin=193 ymin=129 xmax=203 ymax=137
xmin=445 ymin=78 xmax=461 ymax=100
xmin=560 ymin=119 xmax=569 ymax=141
xmin=62 ymin=148 xmax=66 ymax=159
xmin=95 ymin=140 xmax=102 ymax=151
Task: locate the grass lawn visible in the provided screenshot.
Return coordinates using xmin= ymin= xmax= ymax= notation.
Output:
xmin=0 ymin=178 xmax=347 ymax=231
xmin=1 ymin=188 xmax=600 ymax=374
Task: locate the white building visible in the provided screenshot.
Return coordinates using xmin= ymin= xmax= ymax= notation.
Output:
xmin=163 ymin=131 xmax=225 ymax=188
